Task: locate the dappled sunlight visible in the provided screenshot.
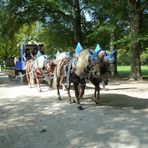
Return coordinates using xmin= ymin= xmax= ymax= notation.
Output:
xmin=0 ymin=94 xmax=148 ymax=148
xmin=108 ymin=143 xmax=139 ymax=148
xmin=40 ymin=102 xmax=68 ymax=115
xmin=0 ymin=73 xmax=148 ymax=148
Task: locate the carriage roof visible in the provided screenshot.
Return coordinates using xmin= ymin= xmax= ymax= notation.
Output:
xmin=23 ymin=44 xmax=44 ymax=50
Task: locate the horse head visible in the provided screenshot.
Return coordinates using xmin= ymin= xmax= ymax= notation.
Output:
xmin=46 ymin=59 xmax=57 ymax=75
xmin=104 ymin=50 xmax=116 ymax=76
xmin=90 ymin=61 xmax=101 ymax=78
xmin=108 ymin=63 xmax=115 ymax=76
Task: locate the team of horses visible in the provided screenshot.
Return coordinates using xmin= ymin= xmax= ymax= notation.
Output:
xmin=25 ymin=49 xmax=116 ymax=109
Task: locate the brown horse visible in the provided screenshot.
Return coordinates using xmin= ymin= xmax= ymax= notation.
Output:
xmin=53 ymin=57 xmax=70 ymax=100
xmin=69 ymin=49 xmax=101 ymax=105
xmin=25 ymin=59 xmax=35 ymax=87
xmin=52 ymin=49 xmax=101 ymax=107
xmin=89 ymin=50 xmax=115 ymax=103
xmin=52 ymin=49 xmax=115 ymax=110
xmin=65 ymin=49 xmax=115 ymax=109
xmin=25 ymin=55 xmax=57 ymax=91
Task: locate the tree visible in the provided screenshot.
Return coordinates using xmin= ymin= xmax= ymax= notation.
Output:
xmin=1 ymin=0 xmax=147 ymax=79
xmin=83 ymin=0 xmax=129 ymax=75
xmin=73 ymin=0 xmax=82 ymax=46
xmin=128 ymin=0 xmax=147 ymax=80
xmin=6 ymin=0 xmax=84 ymax=48
xmin=0 ymin=2 xmax=21 ymax=62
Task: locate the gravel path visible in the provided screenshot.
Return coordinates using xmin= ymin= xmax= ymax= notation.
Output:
xmin=0 ymin=72 xmax=148 ymax=148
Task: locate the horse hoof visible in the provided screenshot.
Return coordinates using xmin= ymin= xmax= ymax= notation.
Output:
xmin=58 ymin=96 xmax=62 ymax=100
xmin=91 ymin=98 xmax=95 ymax=102
xmin=63 ymin=87 xmax=66 ymax=91
xmin=69 ymin=101 xmax=72 ymax=104
xmin=77 ymin=105 xmax=84 ymax=110
xmin=73 ymin=100 xmax=76 ymax=103
xmin=95 ymin=100 xmax=100 ymax=105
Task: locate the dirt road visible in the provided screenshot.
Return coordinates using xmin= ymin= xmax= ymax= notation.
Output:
xmin=0 ymin=72 xmax=148 ymax=148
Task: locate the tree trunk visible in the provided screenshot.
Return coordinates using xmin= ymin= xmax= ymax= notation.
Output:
xmin=128 ymin=0 xmax=143 ymax=80
xmin=110 ymin=32 xmax=118 ymax=76
xmin=130 ymin=41 xmax=142 ymax=80
xmin=73 ymin=0 xmax=82 ymax=46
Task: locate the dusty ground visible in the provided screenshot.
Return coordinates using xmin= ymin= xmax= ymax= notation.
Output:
xmin=0 ymin=71 xmax=148 ymax=148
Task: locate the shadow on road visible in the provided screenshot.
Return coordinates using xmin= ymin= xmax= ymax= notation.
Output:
xmin=0 ymin=71 xmax=148 ymax=148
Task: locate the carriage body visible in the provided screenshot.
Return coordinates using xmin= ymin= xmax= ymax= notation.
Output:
xmin=15 ymin=43 xmax=44 ymax=71
xmin=9 ymin=43 xmax=44 ymax=83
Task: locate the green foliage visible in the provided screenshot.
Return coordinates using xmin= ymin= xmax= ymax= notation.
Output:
xmin=38 ymin=24 xmax=74 ymax=55
xmin=16 ymin=22 xmax=41 ymax=43
xmin=83 ymin=0 xmax=130 ymax=50
xmin=0 ymin=0 xmax=147 ymax=76
xmin=141 ymin=49 xmax=148 ymax=65
xmin=117 ymin=49 xmax=131 ymax=65
xmin=0 ymin=1 xmax=22 ymax=61
xmin=117 ymin=66 xmax=131 ymax=77
xmin=118 ymin=66 xmax=148 ymax=77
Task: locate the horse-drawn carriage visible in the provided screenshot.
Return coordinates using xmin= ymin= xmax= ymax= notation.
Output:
xmin=8 ymin=43 xmax=44 ymax=84
xmin=8 ymin=41 xmax=116 ymax=109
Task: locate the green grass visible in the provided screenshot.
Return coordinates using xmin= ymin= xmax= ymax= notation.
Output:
xmin=117 ymin=66 xmax=148 ymax=78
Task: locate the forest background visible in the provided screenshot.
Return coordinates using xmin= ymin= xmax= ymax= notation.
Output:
xmin=0 ymin=0 xmax=147 ymax=80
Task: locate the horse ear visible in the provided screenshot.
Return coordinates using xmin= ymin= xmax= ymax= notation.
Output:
xmin=104 ymin=50 xmax=116 ymax=63
xmin=110 ymin=50 xmax=117 ymax=57
xmin=55 ymin=51 xmax=60 ymax=58
xmin=65 ymin=51 xmax=70 ymax=57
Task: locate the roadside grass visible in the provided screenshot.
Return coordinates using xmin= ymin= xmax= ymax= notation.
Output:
xmin=117 ymin=66 xmax=148 ymax=78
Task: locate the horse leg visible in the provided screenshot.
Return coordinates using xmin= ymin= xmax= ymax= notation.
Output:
xmin=74 ymin=83 xmax=85 ymax=110
xmin=36 ymin=76 xmax=41 ymax=92
xmin=45 ymin=74 xmax=51 ymax=88
xmin=48 ymin=74 xmax=54 ymax=88
xmin=73 ymin=82 xmax=80 ymax=104
xmin=57 ymin=77 xmax=62 ymax=100
xmin=90 ymin=78 xmax=100 ymax=104
xmin=29 ymin=71 xmax=35 ymax=87
xmin=94 ymin=86 xmax=100 ymax=104
xmin=62 ymin=66 xmax=72 ymax=103
xmin=64 ymin=79 xmax=72 ymax=103
xmin=65 ymin=84 xmax=72 ymax=103
xmin=78 ymin=83 xmax=85 ymax=99
xmin=26 ymin=72 xmax=31 ymax=87
xmin=48 ymin=78 xmax=53 ymax=88
xmin=59 ymin=76 xmax=66 ymax=91
xmin=29 ymin=74 xmax=32 ymax=88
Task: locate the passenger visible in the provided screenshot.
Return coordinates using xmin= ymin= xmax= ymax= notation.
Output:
xmin=30 ymin=48 xmax=38 ymax=60
xmin=30 ymin=46 xmax=44 ymax=60
xmin=36 ymin=46 xmax=44 ymax=58
xmin=24 ymin=48 xmax=32 ymax=61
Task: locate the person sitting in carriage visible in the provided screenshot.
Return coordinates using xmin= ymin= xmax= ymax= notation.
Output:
xmin=30 ymin=48 xmax=37 ymax=60
xmin=36 ymin=46 xmax=44 ymax=58
xmin=23 ymin=48 xmax=32 ymax=62
xmin=30 ymin=46 xmax=44 ymax=60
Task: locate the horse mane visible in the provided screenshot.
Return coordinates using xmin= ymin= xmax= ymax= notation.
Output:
xmin=34 ymin=55 xmax=45 ymax=69
xmin=75 ymin=49 xmax=90 ymax=76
